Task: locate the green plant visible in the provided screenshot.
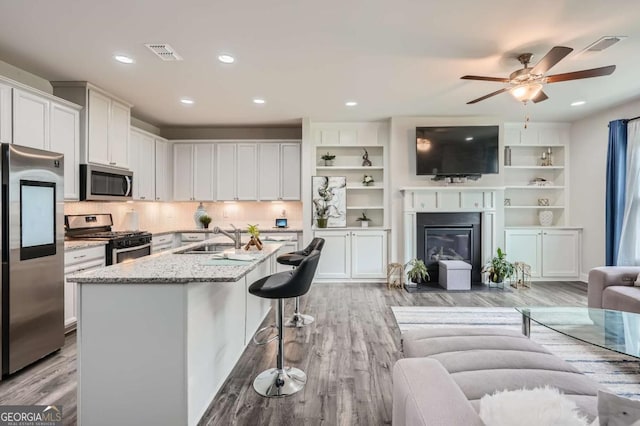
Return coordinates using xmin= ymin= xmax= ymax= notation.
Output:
xmin=247 ymin=224 xmax=260 ymax=237
xmin=356 ymin=212 xmax=371 ymax=222
xmin=321 ymin=152 xmax=336 ymax=161
xmin=405 ymin=258 xmax=430 ymax=283
xmin=199 ymin=215 xmax=212 ymax=227
xmin=482 ymin=248 xmax=515 ymax=283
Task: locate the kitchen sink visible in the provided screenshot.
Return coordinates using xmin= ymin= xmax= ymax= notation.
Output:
xmin=177 ymin=243 xmax=236 ymax=254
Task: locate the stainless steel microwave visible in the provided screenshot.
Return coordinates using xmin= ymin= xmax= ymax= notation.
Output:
xmin=80 ymin=164 xmax=133 ymax=201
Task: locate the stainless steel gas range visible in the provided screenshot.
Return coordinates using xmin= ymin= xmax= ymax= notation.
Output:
xmin=65 ymin=214 xmax=152 ymax=265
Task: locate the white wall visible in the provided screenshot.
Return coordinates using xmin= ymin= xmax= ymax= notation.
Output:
xmin=570 ymin=98 xmax=640 ymax=279
xmin=389 ymin=116 xmax=504 ymax=262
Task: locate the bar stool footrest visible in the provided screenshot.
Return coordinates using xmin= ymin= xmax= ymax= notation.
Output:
xmin=252 ymin=324 xmax=278 ymax=346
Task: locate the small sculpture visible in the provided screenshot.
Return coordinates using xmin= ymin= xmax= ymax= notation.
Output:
xmin=362 ymin=149 xmax=372 ymax=167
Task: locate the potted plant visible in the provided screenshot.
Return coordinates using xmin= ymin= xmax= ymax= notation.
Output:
xmin=356 ymin=211 xmax=372 ymax=228
xmin=321 ymin=152 xmax=336 ymax=166
xmin=362 ymin=174 xmax=374 ymax=186
xmin=199 ymin=214 xmax=212 ymax=229
xmin=245 ymin=224 xmax=263 ymax=250
xmin=404 ymin=258 xmax=430 ymax=287
xmin=482 ymin=248 xmax=515 ymax=286
xmin=313 ymin=199 xmax=328 ymax=228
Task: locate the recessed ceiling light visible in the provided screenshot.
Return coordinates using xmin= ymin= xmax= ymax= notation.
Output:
xmin=218 ymin=54 xmax=235 ymax=64
xmin=465 ymin=137 xmax=474 ymax=141
xmin=571 ymin=101 xmax=586 ymax=107
xmin=114 ymin=55 xmax=134 ymax=64
xmin=180 ymin=98 xmax=194 ymax=105
xmin=253 ymin=98 xmax=266 ymax=104
xmin=345 ymin=101 xmax=358 ymax=107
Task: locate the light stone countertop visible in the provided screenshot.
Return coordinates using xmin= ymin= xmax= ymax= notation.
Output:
xmin=153 ymin=228 xmax=302 ymax=237
xmin=67 ymin=238 xmax=282 ymax=284
xmin=64 ymin=240 xmax=108 ymax=251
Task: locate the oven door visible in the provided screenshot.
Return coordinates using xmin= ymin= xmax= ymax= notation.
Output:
xmin=113 ymin=243 xmax=151 ymax=264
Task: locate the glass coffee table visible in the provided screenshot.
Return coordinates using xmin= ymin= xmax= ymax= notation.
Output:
xmin=516 ymin=306 xmax=640 ymax=359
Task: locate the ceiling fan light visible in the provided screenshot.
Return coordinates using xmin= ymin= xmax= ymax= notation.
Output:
xmin=511 ymin=82 xmax=543 ymax=102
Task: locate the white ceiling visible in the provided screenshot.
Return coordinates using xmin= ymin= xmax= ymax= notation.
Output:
xmin=1 ymin=0 xmax=639 ymax=126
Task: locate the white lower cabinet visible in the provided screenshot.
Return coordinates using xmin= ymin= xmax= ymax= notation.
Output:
xmin=505 ymin=228 xmax=580 ymax=280
xmin=64 ymin=246 xmax=106 ymax=330
xmin=152 ymin=233 xmax=177 ymax=254
xmin=314 ymin=230 xmax=387 ymax=280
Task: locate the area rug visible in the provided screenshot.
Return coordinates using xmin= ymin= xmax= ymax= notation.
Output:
xmin=391 ymin=306 xmax=640 ymax=399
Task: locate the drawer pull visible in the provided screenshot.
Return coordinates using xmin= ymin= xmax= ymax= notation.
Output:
xmin=74 ymin=254 xmax=87 ymax=259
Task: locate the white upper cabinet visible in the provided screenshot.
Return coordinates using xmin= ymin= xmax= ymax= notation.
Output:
xmin=193 ymin=144 xmax=215 ymax=201
xmin=155 ymin=139 xmax=171 ymax=201
xmin=216 ymin=143 xmax=237 ymax=201
xmin=280 ymin=143 xmax=301 ymax=200
xmin=130 ymin=128 xmax=155 ymax=201
xmin=258 ymin=143 xmax=280 ymax=200
xmin=13 ymin=89 xmax=50 ymax=150
xmin=0 ymin=83 xmax=12 ymax=144
xmin=108 ymin=100 xmax=130 ymax=168
xmin=52 ymin=82 xmax=133 ymax=169
xmin=236 ymin=143 xmax=257 ymax=200
xmin=174 ymin=143 xmax=195 ymax=201
xmin=88 ymin=90 xmax=130 ymax=168
xmin=50 ymin=102 xmax=80 ymax=200
xmin=258 ymin=142 xmax=301 ymax=201
xmin=87 ymin=89 xmax=110 ymax=165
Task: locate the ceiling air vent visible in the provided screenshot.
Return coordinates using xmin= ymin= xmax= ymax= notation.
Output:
xmin=144 ymin=43 xmax=183 ymax=61
xmin=583 ymin=36 xmax=627 ymax=52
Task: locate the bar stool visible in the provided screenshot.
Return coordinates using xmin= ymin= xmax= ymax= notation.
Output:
xmin=277 ymin=237 xmax=325 ymax=328
xmin=248 ymin=250 xmax=321 ymax=397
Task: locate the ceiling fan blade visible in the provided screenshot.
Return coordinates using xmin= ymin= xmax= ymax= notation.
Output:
xmin=531 ymin=46 xmax=573 ymax=75
xmin=461 ymin=75 xmax=510 ymax=83
xmin=467 ymin=87 xmax=511 ymax=104
xmin=545 ymin=65 xmax=616 ymax=83
xmin=532 ymin=90 xmax=549 ymax=103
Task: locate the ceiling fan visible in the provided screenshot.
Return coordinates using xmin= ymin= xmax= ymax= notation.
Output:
xmin=461 ymin=46 xmax=616 ymax=104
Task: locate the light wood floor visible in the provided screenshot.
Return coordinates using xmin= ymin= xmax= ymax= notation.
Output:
xmin=0 ymin=281 xmax=587 ymax=426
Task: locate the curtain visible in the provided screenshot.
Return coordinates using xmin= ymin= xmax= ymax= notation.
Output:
xmin=606 ymin=120 xmax=628 ymax=266
xmin=617 ymin=120 xmax=640 ymax=265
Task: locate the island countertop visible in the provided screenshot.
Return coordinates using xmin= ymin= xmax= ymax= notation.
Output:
xmin=67 ymin=238 xmax=282 ymax=284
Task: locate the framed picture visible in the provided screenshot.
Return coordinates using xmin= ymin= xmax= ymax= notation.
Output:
xmin=312 ymin=176 xmax=346 ymax=227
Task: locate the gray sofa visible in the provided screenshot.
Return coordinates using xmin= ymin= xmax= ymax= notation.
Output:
xmin=588 ymin=266 xmax=640 ymax=313
xmin=393 ymin=327 xmax=603 ymax=426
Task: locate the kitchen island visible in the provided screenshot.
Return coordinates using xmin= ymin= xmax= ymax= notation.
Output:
xmin=67 ymin=238 xmax=283 ymax=426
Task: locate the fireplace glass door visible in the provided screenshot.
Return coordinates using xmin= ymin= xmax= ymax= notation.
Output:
xmin=424 ymin=226 xmax=473 ymax=265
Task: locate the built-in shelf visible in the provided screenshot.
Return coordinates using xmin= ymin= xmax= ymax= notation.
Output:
xmin=504 ymin=166 xmax=564 ymax=170
xmin=316 ymin=166 xmax=384 ymax=170
xmin=346 ymin=185 xmax=383 ymax=190
xmin=504 ymin=206 xmax=565 ymax=209
xmin=505 ymin=186 xmax=565 ymax=189
xmin=346 ymin=205 xmax=384 ymax=210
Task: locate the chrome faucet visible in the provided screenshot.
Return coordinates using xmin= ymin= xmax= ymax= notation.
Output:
xmin=213 ymin=224 xmax=242 ymax=249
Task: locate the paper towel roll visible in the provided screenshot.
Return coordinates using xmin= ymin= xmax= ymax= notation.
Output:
xmin=124 ymin=209 xmax=139 ymax=231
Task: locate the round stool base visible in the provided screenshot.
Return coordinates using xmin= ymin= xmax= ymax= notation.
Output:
xmin=253 ymin=367 xmax=307 ymax=397
xmin=285 ymin=313 xmax=315 ymax=328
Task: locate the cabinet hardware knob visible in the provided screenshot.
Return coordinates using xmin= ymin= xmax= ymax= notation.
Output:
xmin=109 ymin=162 xmax=116 ymax=165
xmin=75 ymin=255 xmax=86 ymax=259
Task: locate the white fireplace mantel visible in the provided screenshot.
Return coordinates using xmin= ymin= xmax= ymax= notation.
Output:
xmin=401 ymin=187 xmax=505 ymax=269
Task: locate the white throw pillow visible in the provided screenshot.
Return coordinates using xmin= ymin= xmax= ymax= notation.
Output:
xmin=479 ymin=386 xmax=589 ymax=426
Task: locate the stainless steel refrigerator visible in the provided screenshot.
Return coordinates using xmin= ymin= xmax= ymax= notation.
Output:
xmin=1 ymin=143 xmax=65 ymax=377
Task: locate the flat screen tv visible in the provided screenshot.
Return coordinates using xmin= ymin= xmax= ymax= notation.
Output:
xmin=416 ymin=125 xmax=499 ymax=176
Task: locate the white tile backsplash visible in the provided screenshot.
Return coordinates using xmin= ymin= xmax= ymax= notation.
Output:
xmin=64 ymin=201 xmax=303 ymax=233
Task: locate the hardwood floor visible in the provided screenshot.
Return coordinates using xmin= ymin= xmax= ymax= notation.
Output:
xmin=0 ymin=281 xmax=587 ymax=426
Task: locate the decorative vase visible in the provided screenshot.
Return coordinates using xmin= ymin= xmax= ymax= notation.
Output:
xmin=203 ymin=223 xmax=209 ymax=229
xmin=324 ymin=159 xmax=334 ymax=166
xmin=317 ymin=218 xmax=328 ymax=228
xmin=538 ymin=210 xmax=554 ymax=227
xmin=193 ymin=202 xmax=208 ymax=229
xmin=360 ymin=221 xmax=369 ymax=228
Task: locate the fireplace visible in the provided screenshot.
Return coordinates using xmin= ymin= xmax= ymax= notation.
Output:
xmin=417 ymin=213 xmax=482 ymax=284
